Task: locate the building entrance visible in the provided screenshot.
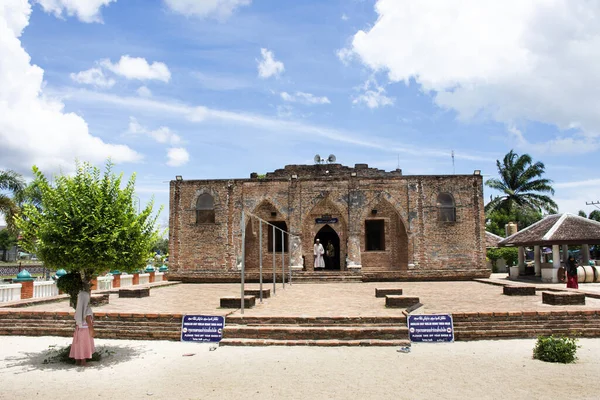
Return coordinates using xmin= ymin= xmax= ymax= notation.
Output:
xmin=315 ymin=225 xmax=340 ymax=270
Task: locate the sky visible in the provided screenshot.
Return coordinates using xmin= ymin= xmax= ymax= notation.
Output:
xmin=2 ymin=0 xmax=600 ymax=231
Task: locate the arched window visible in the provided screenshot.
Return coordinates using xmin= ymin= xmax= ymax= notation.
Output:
xmin=437 ymin=193 xmax=456 ymax=222
xmin=196 ymin=193 xmax=215 ymax=224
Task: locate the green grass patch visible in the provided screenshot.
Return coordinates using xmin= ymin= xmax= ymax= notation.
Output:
xmin=533 ymin=335 xmax=578 ymax=363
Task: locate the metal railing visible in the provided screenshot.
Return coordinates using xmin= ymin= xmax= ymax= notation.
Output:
xmin=120 ymin=274 xmax=133 ymax=287
xmin=240 ymin=210 xmax=299 ymax=314
xmin=97 ymin=275 xmax=114 ymax=291
xmin=138 ymin=273 xmax=150 ymax=285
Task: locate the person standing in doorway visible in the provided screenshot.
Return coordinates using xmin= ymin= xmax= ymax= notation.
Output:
xmin=326 ymin=240 xmax=335 ymax=269
xmin=314 ymin=239 xmax=325 ymax=270
xmin=566 ymin=254 xmax=578 ymax=289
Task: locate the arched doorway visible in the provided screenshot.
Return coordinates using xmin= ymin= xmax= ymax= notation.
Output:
xmin=315 ymin=225 xmax=340 ymax=270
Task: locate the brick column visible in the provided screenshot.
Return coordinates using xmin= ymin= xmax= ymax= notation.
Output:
xmin=149 ymin=271 xmax=155 ymax=283
xmin=112 ymin=274 xmax=121 ymax=288
xmin=132 ymin=273 xmax=139 ymax=285
xmin=90 ymin=278 xmax=98 ymax=291
xmin=20 ymin=281 xmax=34 ymax=299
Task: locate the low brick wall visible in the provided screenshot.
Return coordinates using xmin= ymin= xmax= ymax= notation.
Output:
xmin=119 ymin=287 xmax=150 ymax=298
xmin=375 ymin=288 xmax=403 ymax=298
xmin=90 ymin=294 xmax=109 ymax=307
xmin=220 ymin=296 xmax=256 ymax=308
xmin=244 ymin=289 xmax=271 ymax=299
xmin=385 ymin=295 xmax=419 ymax=308
xmin=542 ymin=291 xmax=585 ymax=305
xmin=503 ymin=286 xmax=536 ymax=296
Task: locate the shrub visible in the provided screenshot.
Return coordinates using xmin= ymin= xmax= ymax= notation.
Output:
xmin=533 ymin=335 xmax=578 ymax=363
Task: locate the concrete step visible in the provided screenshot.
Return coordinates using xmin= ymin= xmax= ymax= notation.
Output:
xmin=219 ymin=338 xmax=411 ymax=347
xmin=225 ymin=316 xmax=407 ymax=325
xmin=223 ymin=325 xmax=408 ymax=341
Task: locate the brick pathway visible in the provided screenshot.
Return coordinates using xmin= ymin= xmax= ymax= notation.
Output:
xmin=16 ymin=275 xmax=600 ymax=317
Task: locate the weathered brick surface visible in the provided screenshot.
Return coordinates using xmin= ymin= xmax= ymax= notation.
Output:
xmin=169 ymin=163 xmax=488 ymax=282
xmin=542 ymin=291 xmax=585 ymax=305
xmin=220 ymin=296 xmax=256 ymax=308
xmin=385 ymin=295 xmax=420 ymax=308
xmin=375 ymin=288 xmax=403 ymax=297
xmin=119 ymin=287 xmax=150 ymax=298
xmin=503 ymin=286 xmax=536 ymax=296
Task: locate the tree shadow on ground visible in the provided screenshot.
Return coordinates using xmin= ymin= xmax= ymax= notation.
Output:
xmin=4 ymin=343 xmax=145 ymax=373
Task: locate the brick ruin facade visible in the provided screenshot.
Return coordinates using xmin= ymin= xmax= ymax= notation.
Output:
xmin=168 ymin=163 xmax=490 ymax=281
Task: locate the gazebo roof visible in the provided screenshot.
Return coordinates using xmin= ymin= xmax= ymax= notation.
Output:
xmin=498 ymin=213 xmax=600 ymax=247
xmin=485 ymin=231 xmax=504 ymax=248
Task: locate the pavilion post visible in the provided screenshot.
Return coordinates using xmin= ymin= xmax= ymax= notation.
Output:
xmin=534 ymin=246 xmax=541 ymax=277
xmin=582 ymin=244 xmax=590 ymax=265
xmin=518 ymin=247 xmax=526 ymax=274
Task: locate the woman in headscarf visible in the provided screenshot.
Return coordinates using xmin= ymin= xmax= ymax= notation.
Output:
xmin=566 ymin=255 xmax=579 ymax=289
xmin=69 ymin=283 xmax=95 ymax=366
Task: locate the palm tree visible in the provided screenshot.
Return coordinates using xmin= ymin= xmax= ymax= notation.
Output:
xmin=485 ymin=150 xmax=557 ymax=216
xmin=0 ymin=169 xmax=25 ymax=232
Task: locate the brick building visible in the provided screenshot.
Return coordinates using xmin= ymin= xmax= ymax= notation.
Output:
xmin=168 ymin=162 xmax=490 ymax=281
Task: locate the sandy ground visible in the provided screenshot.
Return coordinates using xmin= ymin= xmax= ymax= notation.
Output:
xmin=1 ymin=336 xmax=599 ymax=400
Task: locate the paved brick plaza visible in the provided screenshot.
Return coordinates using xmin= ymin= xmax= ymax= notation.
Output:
xmin=18 ymin=274 xmax=600 ymax=317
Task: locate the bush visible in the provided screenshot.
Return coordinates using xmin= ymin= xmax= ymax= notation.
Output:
xmin=533 ymin=335 xmax=578 ymax=363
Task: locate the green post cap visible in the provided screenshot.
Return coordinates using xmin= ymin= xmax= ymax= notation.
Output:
xmin=145 ymin=265 xmax=155 ymax=272
xmin=159 ymin=265 xmax=168 ymax=272
xmin=14 ymin=270 xmax=34 ymax=282
xmin=110 ymin=270 xmax=121 ymax=275
xmin=55 ymin=269 xmax=67 ymax=278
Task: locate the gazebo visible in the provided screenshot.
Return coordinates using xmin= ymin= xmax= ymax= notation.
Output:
xmin=498 ymin=213 xmax=600 ymax=282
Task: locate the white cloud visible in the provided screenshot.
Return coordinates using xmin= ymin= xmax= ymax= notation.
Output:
xmin=101 ymin=56 xmax=171 ymax=82
xmin=344 ymin=0 xmax=600 ymax=152
xmin=70 ymin=67 xmax=115 ymax=88
xmin=341 ymin=13 xmax=348 ymax=21
xmin=0 ymin=1 xmax=140 ymax=175
xmin=280 ymin=91 xmax=330 ymax=105
xmin=166 ymin=147 xmax=189 ymax=167
xmin=136 ymin=86 xmax=152 ymax=97
xmin=352 ymin=79 xmax=394 ymax=109
xmin=163 ymin=0 xmax=251 ymax=20
xmin=35 ymin=0 xmax=116 ymax=23
xmin=127 ymin=117 xmax=181 ymax=145
xmin=257 ymin=48 xmax=284 ymax=79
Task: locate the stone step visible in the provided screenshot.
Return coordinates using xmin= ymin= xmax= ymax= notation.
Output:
xmin=225 ymin=316 xmax=407 ymax=325
xmin=219 ymin=338 xmax=412 ymax=347
xmin=223 ymin=325 xmax=408 ymax=341
xmin=455 ymin=327 xmax=600 ymax=340
xmin=454 ymin=321 xmax=600 ymax=329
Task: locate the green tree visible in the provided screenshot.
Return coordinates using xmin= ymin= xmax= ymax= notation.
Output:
xmin=152 ymin=237 xmax=169 ymax=256
xmin=16 ymin=161 xmax=161 ymax=291
xmin=0 ymin=229 xmax=18 ymax=261
xmin=485 ymin=150 xmax=558 ymax=220
xmin=486 ymin=207 xmax=543 ymax=237
xmin=578 ymin=209 xmax=600 ymax=222
xmin=0 ymin=169 xmax=25 ymax=232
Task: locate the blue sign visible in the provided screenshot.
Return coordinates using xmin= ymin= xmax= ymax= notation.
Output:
xmin=181 ymin=315 xmax=225 ymax=343
xmin=407 ymin=314 xmax=454 ymax=343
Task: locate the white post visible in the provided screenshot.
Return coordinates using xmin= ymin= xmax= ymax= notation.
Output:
xmin=582 ymin=244 xmax=590 ymax=265
xmin=518 ymin=246 xmax=526 ymax=274
xmin=534 ymin=246 xmax=541 ymax=277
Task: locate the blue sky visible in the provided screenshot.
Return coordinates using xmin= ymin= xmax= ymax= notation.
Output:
xmin=2 ymin=0 xmax=600 ymax=230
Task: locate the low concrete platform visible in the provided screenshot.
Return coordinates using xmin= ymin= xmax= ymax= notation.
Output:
xmin=375 ymin=288 xmax=403 ymax=298
xmin=119 ymin=287 xmax=150 ymax=298
xmin=221 ymin=296 xmax=256 ymax=308
xmin=385 ymin=295 xmax=420 ymax=308
xmin=542 ymin=291 xmax=585 ymax=305
xmin=90 ymin=293 xmax=109 ymax=306
xmin=503 ymin=286 xmax=536 ymax=296
xmin=244 ymin=289 xmax=271 ymax=299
